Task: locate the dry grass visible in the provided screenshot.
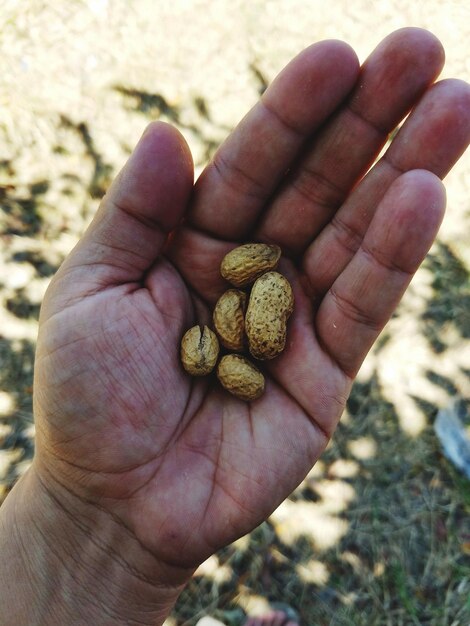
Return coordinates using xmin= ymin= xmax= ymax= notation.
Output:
xmin=1 ymin=2 xmax=470 ymax=624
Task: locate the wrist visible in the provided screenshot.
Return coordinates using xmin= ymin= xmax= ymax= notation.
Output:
xmin=0 ymin=465 xmax=193 ymax=626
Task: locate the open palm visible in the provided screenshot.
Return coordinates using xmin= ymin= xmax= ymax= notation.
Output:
xmin=33 ymin=30 xmax=469 ymax=572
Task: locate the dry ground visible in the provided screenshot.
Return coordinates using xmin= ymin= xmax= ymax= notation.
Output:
xmin=1 ymin=1 xmax=470 ymax=624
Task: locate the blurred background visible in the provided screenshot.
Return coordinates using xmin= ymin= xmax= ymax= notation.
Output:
xmin=1 ymin=1 xmax=469 ymax=624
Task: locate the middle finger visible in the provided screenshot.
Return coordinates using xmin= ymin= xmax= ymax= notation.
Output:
xmin=255 ymin=28 xmax=444 ymax=254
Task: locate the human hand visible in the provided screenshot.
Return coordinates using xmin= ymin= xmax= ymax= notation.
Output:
xmin=3 ymin=28 xmax=469 ymax=626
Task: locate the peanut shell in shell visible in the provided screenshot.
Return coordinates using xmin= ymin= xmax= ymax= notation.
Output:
xmin=245 ymin=271 xmax=294 ymax=360
xmin=180 ymin=325 xmax=219 ymax=376
xmin=213 ymin=289 xmax=247 ymax=351
xmin=220 ymin=243 xmax=281 ymax=288
xmin=217 ymin=354 xmax=265 ymax=401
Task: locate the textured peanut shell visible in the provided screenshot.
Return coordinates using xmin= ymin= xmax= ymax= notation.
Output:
xmin=245 ymin=271 xmax=294 ymax=360
xmin=213 ymin=289 xmax=247 ymax=351
xmin=217 ymin=354 xmax=265 ymax=401
xmin=220 ymin=243 xmax=281 ymax=288
xmin=180 ymin=325 xmax=219 ymax=376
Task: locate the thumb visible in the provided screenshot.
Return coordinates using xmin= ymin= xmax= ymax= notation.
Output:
xmin=45 ymin=122 xmax=194 ymax=311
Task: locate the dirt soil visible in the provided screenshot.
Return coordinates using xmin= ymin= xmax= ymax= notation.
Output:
xmin=1 ymin=1 xmax=470 ymax=624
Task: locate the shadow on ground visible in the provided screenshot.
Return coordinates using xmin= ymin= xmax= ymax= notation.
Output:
xmin=114 ymin=85 xmax=232 ymax=164
xmin=422 ymin=242 xmax=470 ymax=353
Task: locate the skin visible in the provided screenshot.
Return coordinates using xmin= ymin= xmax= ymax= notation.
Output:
xmin=0 ymin=28 xmax=469 ymax=626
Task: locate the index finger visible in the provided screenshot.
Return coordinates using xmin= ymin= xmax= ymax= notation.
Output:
xmin=187 ymin=40 xmax=360 ymax=239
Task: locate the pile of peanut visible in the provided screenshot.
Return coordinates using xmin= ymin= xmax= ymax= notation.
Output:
xmin=180 ymin=243 xmax=294 ymax=401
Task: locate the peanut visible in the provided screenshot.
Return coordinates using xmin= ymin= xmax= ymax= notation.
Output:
xmin=180 ymin=243 xmax=294 ymax=401
xmin=217 ymin=354 xmax=265 ymax=401
xmin=245 ymin=271 xmax=294 ymax=360
xmin=180 ymin=325 xmax=219 ymax=376
xmin=213 ymin=289 xmax=247 ymax=351
xmin=220 ymin=243 xmax=281 ymax=288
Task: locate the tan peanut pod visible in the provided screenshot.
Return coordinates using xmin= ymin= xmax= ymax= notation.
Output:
xmin=217 ymin=354 xmax=265 ymax=401
xmin=220 ymin=243 xmax=281 ymax=288
xmin=213 ymin=289 xmax=247 ymax=351
xmin=245 ymin=271 xmax=294 ymax=360
xmin=180 ymin=325 xmax=219 ymax=376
